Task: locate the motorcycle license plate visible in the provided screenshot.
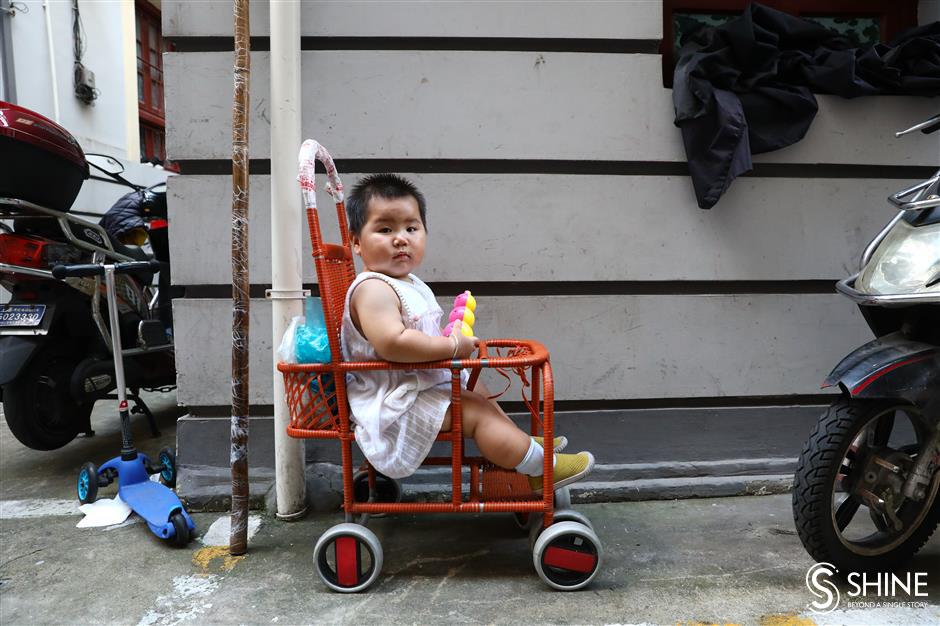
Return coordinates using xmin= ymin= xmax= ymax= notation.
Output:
xmin=0 ymin=304 xmax=46 ymax=327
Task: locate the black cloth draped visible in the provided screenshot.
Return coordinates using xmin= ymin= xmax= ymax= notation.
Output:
xmin=672 ymin=4 xmax=940 ymax=209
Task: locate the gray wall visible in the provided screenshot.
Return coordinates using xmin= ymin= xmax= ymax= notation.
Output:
xmin=163 ymin=1 xmax=940 ymax=499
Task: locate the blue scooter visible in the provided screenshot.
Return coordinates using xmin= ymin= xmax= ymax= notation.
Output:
xmin=54 ymin=260 xmax=195 ymax=546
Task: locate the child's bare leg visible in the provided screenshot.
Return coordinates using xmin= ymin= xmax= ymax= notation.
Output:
xmin=469 ymin=380 xmax=566 ymax=450
xmin=467 ymin=380 xmax=515 ymax=423
xmin=441 ymin=389 xmax=593 ymax=490
xmin=441 ymin=389 xmax=530 ymax=469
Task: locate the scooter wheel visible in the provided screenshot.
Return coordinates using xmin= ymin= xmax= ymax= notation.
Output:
xmin=158 ymin=447 xmax=177 ymax=488
xmin=77 ymin=462 xmax=99 ymax=505
xmin=169 ymin=511 xmax=191 ymax=547
xmin=97 ymin=468 xmax=115 ymax=488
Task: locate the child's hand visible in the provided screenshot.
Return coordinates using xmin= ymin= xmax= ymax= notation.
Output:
xmin=453 ymin=332 xmax=479 ymax=359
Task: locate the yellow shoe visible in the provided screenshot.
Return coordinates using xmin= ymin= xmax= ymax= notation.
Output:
xmin=532 ymin=435 xmax=567 ymax=453
xmin=528 ymin=451 xmax=594 ymax=494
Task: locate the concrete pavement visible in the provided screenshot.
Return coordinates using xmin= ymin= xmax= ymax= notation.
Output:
xmin=1 ymin=398 xmax=939 ymax=625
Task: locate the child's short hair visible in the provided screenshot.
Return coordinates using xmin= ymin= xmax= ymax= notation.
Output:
xmin=346 ymin=174 xmax=427 ymax=236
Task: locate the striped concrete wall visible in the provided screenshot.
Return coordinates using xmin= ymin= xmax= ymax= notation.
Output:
xmin=164 ymin=51 xmax=936 ymax=165
xmin=163 ymin=1 xmax=940 ymax=501
xmin=169 ymin=174 xmax=920 ymax=286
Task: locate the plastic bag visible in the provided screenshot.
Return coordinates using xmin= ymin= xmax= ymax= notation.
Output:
xmin=295 ymin=297 xmax=331 ymax=363
xmin=276 ymin=298 xmax=333 ymax=364
xmin=276 ymin=316 xmax=303 ymax=364
xmin=277 ymin=298 xmax=339 ymax=418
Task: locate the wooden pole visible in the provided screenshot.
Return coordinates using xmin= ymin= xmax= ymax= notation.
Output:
xmin=229 ymin=0 xmax=250 ymax=556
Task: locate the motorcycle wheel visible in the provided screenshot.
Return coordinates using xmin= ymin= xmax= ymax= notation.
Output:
xmin=2 ymin=343 xmax=92 ymax=450
xmin=793 ymin=397 xmax=940 ymax=573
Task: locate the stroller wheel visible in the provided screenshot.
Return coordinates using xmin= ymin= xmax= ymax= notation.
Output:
xmin=552 ymin=509 xmax=594 ymax=531
xmin=522 ymin=487 xmax=572 ymax=535
xmin=313 ymin=523 xmax=383 ymax=593
xmin=352 ymin=470 xmax=401 ymax=504
xmin=77 ymin=462 xmax=99 ymax=505
xmin=529 ymin=515 xmax=544 ymax=552
xmin=533 ymin=521 xmax=602 ymax=591
xmin=511 ymin=512 xmax=533 ymax=530
xmin=528 ymin=511 xmax=573 ymax=551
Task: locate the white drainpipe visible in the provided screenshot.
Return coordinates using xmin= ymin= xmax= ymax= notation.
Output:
xmin=43 ymin=0 xmax=60 ymax=122
xmin=269 ymin=0 xmax=306 ymax=519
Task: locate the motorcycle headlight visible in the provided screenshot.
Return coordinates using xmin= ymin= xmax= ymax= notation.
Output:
xmin=856 ymin=219 xmax=940 ymax=296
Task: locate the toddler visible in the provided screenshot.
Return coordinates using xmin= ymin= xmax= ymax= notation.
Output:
xmin=340 ymin=174 xmax=594 ymax=491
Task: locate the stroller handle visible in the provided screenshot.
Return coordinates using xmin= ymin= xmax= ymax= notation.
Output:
xmin=297 ymin=138 xmax=353 ymax=253
xmin=298 ymin=139 xmax=344 ymax=210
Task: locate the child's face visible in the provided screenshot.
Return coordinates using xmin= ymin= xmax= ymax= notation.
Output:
xmin=352 ymin=194 xmax=426 ymax=280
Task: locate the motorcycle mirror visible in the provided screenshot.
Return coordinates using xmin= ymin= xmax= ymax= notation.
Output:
xmin=85 ymin=153 xmax=126 ymax=176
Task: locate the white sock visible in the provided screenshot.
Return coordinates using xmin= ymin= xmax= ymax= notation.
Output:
xmin=514 ymin=439 xmax=555 ymax=476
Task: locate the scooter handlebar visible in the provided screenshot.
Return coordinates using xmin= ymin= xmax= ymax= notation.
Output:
xmin=52 ymin=259 xmax=161 ymax=279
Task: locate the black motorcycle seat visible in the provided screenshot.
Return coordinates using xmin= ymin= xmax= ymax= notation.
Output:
xmin=108 ymin=236 xmax=150 ymax=262
xmin=104 ymin=233 xmax=155 ymax=284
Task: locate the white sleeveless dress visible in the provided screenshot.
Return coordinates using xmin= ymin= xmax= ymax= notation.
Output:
xmin=341 ymin=272 xmax=468 ymax=478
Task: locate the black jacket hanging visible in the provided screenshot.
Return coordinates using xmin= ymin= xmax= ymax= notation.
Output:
xmin=672 ymin=4 xmax=940 ymax=210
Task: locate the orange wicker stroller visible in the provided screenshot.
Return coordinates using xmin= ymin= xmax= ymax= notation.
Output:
xmin=277 ymin=140 xmax=603 ymax=592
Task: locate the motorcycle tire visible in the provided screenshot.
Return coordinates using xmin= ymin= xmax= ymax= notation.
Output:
xmin=2 ymin=343 xmax=92 ymax=450
xmin=792 ymin=397 xmax=940 ymax=574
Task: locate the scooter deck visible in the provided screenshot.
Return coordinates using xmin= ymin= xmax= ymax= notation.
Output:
xmin=99 ymin=454 xmax=195 ymax=540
